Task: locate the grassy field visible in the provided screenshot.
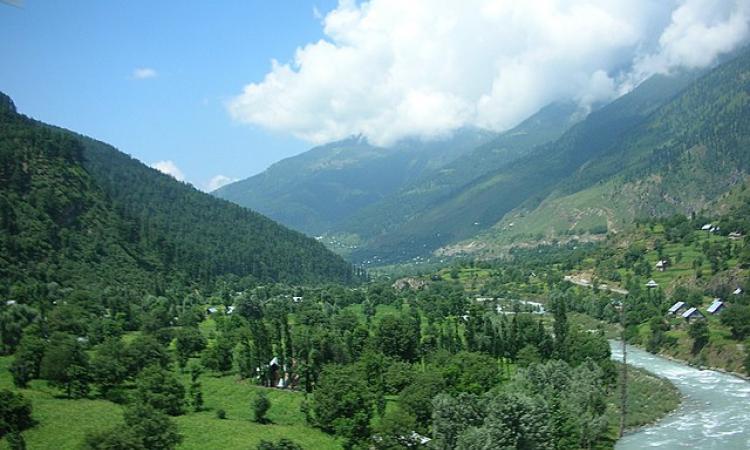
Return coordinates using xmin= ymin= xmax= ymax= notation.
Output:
xmin=0 ymin=354 xmax=340 ymax=450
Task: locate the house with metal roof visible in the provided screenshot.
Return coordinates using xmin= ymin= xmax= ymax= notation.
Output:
xmin=707 ymin=299 xmax=726 ymax=315
xmin=646 ymin=279 xmax=659 ymax=288
xmin=668 ymin=301 xmax=686 ymax=315
xmin=681 ymin=307 xmax=705 ymax=322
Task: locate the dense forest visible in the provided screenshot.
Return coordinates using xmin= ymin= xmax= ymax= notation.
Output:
xmin=0 ymin=91 xmax=357 ymax=302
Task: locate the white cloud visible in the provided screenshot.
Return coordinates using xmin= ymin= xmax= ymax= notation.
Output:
xmin=228 ymin=0 xmax=750 ymax=146
xmin=132 ymin=67 xmax=158 ymax=79
xmin=624 ymin=0 xmax=750 ymax=92
xmin=205 ymin=174 xmax=238 ymax=192
xmin=151 ymin=160 xmax=185 ymax=181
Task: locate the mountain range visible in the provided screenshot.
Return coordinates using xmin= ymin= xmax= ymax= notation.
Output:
xmin=216 ymin=48 xmax=749 ymax=265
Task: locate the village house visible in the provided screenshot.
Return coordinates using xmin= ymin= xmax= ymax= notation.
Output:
xmin=707 ymin=299 xmax=727 ymax=315
xmin=655 ymin=260 xmax=669 ymax=272
xmin=733 ymin=287 xmax=743 ymax=295
xmin=681 ymin=307 xmax=705 ymax=322
xmin=646 ymin=279 xmax=659 ymax=289
xmin=668 ymin=301 xmax=686 ymax=315
xmin=729 ymin=231 xmax=743 ymax=240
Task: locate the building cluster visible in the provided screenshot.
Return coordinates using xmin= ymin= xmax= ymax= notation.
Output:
xmin=667 ymin=294 xmax=737 ymax=323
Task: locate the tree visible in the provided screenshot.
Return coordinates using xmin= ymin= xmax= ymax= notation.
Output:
xmin=372 ymin=407 xmax=419 ymax=449
xmin=124 ymin=335 xmax=171 ymax=376
xmin=516 ymin=344 xmax=542 ymax=368
xmin=39 ymin=332 xmax=90 ymax=398
xmin=688 ymin=320 xmax=709 ymax=355
xmin=0 ymin=304 xmax=37 ymax=354
xmin=88 ymin=402 xmax=182 ymax=450
xmin=124 ymin=402 xmax=182 ymax=450
xmin=720 ymin=305 xmax=750 ymax=340
xmin=0 ymin=389 xmax=34 ymax=438
xmin=373 ymin=315 xmax=419 ymax=362
xmin=551 ymin=292 xmax=569 ymax=361
xmin=253 ymin=391 xmax=271 ymax=423
xmin=6 ymin=431 xmax=26 ymax=450
xmin=81 ymin=426 xmax=143 ymax=450
xmin=398 ymin=371 xmax=445 ymax=432
xmin=200 ymin=334 xmax=234 ymax=373
xmin=90 ymin=338 xmax=128 ymax=398
xmin=134 ymin=365 xmax=185 ymax=416
xmin=431 ymin=393 xmax=484 ymax=450
xmin=9 ymin=334 xmax=46 ymax=388
xmin=311 ymin=364 xmax=372 ymax=447
xmin=188 ymin=364 xmax=204 ymax=412
xmin=456 ymin=392 xmax=551 ymax=450
xmin=174 ymin=327 xmax=207 ymax=369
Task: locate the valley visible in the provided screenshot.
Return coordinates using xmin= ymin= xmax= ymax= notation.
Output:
xmin=2 ymin=5 xmax=750 ymax=449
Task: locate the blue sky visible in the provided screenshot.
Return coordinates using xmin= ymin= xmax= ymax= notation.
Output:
xmin=0 ymin=0 xmax=337 ymax=190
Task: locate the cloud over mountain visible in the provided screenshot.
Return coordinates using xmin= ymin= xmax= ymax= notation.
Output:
xmin=151 ymin=160 xmax=185 ymax=181
xmin=228 ymin=0 xmax=750 ymax=146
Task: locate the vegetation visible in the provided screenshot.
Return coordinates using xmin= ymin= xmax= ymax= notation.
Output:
xmin=214 ymin=129 xmax=499 ymax=235
xmin=0 ymin=90 xmax=357 ymax=306
xmin=4 ymin=36 xmax=750 ymax=450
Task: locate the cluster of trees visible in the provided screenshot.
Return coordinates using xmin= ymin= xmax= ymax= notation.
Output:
xmin=3 ymin=271 xmax=620 ymax=449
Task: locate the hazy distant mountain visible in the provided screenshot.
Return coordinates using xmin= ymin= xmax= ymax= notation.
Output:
xmin=213 ymin=128 xmax=497 ymax=234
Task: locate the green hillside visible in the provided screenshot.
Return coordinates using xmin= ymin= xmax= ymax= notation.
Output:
xmin=0 ymin=91 xmax=356 ymax=298
xmin=348 ymin=69 xmax=700 ymax=264
xmin=451 ymin=47 xmax=750 ymax=257
xmin=214 ymin=128 xmax=496 ymax=235
xmin=338 ymin=102 xmax=583 ymax=240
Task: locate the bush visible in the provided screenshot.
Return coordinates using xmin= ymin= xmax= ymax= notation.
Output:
xmin=216 ymin=409 xmax=226 ymax=420
xmin=253 ymin=391 xmax=271 ymax=423
xmin=0 ymin=389 xmax=34 ymax=438
xmin=257 ymin=438 xmax=303 ymax=450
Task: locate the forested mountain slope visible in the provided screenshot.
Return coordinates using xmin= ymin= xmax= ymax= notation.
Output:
xmin=213 ymin=128 xmax=497 ymax=235
xmin=349 ymin=68 xmax=704 ymax=264
xmin=453 ymin=47 xmax=750 ymax=256
xmin=0 ymin=92 xmax=355 ymax=298
xmin=339 ymin=102 xmax=583 ymax=238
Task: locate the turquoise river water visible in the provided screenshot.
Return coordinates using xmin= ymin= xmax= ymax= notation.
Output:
xmin=611 ymin=342 xmax=750 ymax=449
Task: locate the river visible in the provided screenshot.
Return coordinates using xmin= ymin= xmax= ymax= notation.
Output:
xmin=611 ymin=342 xmax=750 ymax=449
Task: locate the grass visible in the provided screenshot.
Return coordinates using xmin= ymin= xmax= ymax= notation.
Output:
xmin=0 ymin=354 xmax=340 ymax=450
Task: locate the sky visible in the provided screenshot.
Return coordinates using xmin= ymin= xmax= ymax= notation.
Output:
xmin=2 ymin=1 xmax=749 ymax=190
xmin=0 ymin=0 xmax=337 ymax=190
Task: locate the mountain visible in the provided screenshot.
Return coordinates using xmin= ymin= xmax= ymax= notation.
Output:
xmin=338 ymin=102 xmax=583 ymax=240
xmin=0 ymin=92 xmax=356 ymax=296
xmin=349 ymin=66 xmax=708 ymax=263
xmin=466 ymin=48 xmax=750 ymax=254
xmin=213 ymin=128 xmax=497 ymax=235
